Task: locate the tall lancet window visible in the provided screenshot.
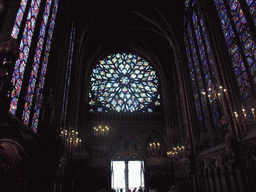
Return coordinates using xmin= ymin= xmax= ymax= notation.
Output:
xmin=23 ymin=0 xmax=53 ymax=126
xmin=8 ymin=0 xmax=59 ymax=132
xmin=214 ymin=0 xmax=256 ymax=102
xmin=9 ymin=0 xmax=42 ymax=115
xmin=184 ymin=0 xmax=221 ymax=142
xmin=31 ymin=0 xmax=59 ymax=132
xmin=61 ymin=23 xmax=75 ymax=126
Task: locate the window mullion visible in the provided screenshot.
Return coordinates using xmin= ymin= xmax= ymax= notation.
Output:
xmin=238 ymin=0 xmax=256 ymax=43
xmin=195 ymin=9 xmax=217 ymax=87
xmin=190 ymin=16 xmax=217 ymax=143
xmin=223 ymin=0 xmax=256 ymax=99
xmin=27 ymin=0 xmax=55 ymax=128
xmin=195 ymin=9 xmax=223 ymax=141
xmin=186 ymin=22 xmax=207 ymax=139
xmin=16 ymin=0 xmax=32 ymax=43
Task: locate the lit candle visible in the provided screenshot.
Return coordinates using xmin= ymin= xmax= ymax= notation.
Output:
xmin=234 ymin=112 xmax=238 ymax=120
xmin=153 ymin=142 xmax=156 ymax=148
xmin=252 ymin=108 xmax=255 ymax=118
xmin=242 ymin=108 xmax=247 ymax=118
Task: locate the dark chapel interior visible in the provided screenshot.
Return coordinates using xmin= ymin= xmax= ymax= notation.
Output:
xmin=0 ymin=0 xmax=256 ymax=191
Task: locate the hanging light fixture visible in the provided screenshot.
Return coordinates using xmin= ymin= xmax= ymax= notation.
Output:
xmin=94 ymin=124 xmax=110 ymax=137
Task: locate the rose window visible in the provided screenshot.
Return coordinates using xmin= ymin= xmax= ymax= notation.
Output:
xmin=89 ymin=53 xmax=160 ymax=112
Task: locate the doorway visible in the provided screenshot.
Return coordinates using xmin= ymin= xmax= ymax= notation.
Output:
xmin=111 ymin=160 xmax=145 ymax=192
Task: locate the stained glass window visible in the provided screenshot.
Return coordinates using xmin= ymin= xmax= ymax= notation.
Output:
xmin=214 ymin=0 xmax=256 ymax=101
xmin=192 ymin=10 xmax=220 ymax=129
xmin=31 ymin=0 xmax=59 ymax=132
xmin=186 ymin=21 xmax=208 ymax=134
xmin=22 ymin=0 xmax=53 ymax=126
xmin=89 ymin=53 xmax=160 ymax=112
xmin=11 ymin=0 xmax=29 ymax=39
xmin=184 ymin=0 xmax=221 ymax=139
xmin=246 ymin=0 xmax=256 ymax=27
xmin=9 ymin=0 xmax=42 ymax=115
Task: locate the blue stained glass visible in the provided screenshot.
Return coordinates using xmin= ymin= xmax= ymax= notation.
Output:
xmin=22 ymin=0 xmax=53 ymax=126
xmin=90 ymin=53 xmax=159 ymax=112
xmin=246 ymin=0 xmax=256 ymax=26
xmin=186 ymin=5 xmax=223 ymax=134
xmin=214 ymin=0 xmax=256 ymax=101
xmin=10 ymin=0 xmax=42 ymax=115
xmin=11 ymin=0 xmax=29 ymax=39
xmin=31 ymin=0 xmax=59 ymax=132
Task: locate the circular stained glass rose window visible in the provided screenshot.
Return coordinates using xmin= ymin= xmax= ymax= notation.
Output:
xmin=89 ymin=53 xmax=160 ymax=112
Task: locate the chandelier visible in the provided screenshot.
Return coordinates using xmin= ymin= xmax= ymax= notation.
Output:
xmin=148 ymin=141 xmax=161 ymax=155
xmin=94 ymin=125 xmax=110 ymax=137
xmin=60 ymin=128 xmax=82 ymax=156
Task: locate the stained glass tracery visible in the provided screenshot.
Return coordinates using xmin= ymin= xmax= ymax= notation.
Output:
xmin=11 ymin=0 xmax=29 ymax=39
xmin=31 ymin=0 xmax=59 ymax=132
xmin=22 ymin=0 xmax=53 ymax=126
xmin=9 ymin=0 xmax=42 ymax=115
xmin=214 ymin=0 xmax=256 ymax=101
xmin=89 ymin=53 xmax=160 ymax=112
xmin=246 ymin=0 xmax=256 ymax=27
xmin=184 ymin=0 xmax=222 ymax=139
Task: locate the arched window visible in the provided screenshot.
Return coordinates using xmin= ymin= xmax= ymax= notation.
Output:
xmin=9 ymin=0 xmax=59 ymax=132
xmin=89 ymin=53 xmax=160 ymax=113
xmin=184 ymin=0 xmax=222 ymax=141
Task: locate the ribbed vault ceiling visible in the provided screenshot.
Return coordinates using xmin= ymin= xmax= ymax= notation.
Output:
xmin=75 ymin=0 xmax=184 ymax=75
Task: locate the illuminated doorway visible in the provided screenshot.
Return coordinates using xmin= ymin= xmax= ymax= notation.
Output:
xmin=111 ymin=161 xmax=125 ymax=191
xmin=111 ymin=160 xmax=145 ymax=192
